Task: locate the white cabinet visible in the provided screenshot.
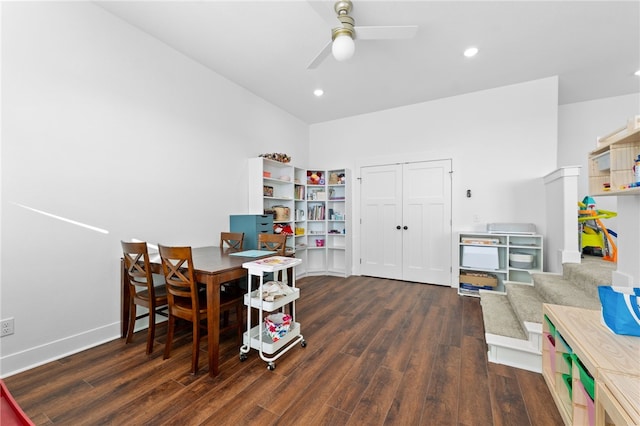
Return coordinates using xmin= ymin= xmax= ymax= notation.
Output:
xmin=458 ymin=232 xmax=543 ymax=297
xmin=248 ymin=158 xmax=351 ymax=277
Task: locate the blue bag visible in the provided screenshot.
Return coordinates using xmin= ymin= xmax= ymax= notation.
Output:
xmin=597 ymin=286 xmax=640 ymax=337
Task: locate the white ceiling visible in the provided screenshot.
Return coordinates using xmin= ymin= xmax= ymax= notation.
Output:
xmin=96 ymin=0 xmax=640 ymax=124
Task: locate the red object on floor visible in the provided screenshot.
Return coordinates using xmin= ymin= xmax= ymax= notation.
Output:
xmin=1 ymin=379 xmax=34 ymax=426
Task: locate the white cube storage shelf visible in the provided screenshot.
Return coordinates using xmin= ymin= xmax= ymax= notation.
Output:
xmin=458 ymin=232 xmax=543 ymax=297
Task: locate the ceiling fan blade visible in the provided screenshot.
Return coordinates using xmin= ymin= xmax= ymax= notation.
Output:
xmin=354 ymin=25 xmax=418 ymax=40
xmin=307 ymin=40 xmax=332 ymax=69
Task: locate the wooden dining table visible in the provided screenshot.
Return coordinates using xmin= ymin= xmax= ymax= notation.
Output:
xmin=120 ymin=246 xmax=275 ymax=377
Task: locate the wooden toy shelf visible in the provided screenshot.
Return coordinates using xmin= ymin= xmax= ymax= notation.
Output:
xmin=542 ymin=304 xmax=640 ymax=425
xmin=588 ymin=117 xmax=640 ymax=196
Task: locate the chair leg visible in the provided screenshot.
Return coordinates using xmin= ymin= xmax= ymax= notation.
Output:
xmin=163 ymin=315 xmax=175 ymax=360
xmin=126 ymin=300 xmax=137 ymax=344
xmin=191 ymin=319 xmax=200 ymax=375
xmin=146 ymin=306 xmax=156 ymax=355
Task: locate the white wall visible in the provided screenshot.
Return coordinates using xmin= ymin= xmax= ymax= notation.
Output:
xmin=309 ymin=77 xmax=559 ymax=274
xmin=558 ymin=94 xmax=640 ymax=285
xmin=0 ymin=2 xmax=308 ymax=376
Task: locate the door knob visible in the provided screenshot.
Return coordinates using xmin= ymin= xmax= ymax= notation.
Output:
xmin=396 ymin=225 xmax=401 ymax=230
xmin=403 ymin=226 xmax=408 ymax=230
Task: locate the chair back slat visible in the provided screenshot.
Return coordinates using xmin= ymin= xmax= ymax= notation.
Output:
xmin=220 ymin=232 xmax=244 ymax=250
xmin=121 ymin=241 xmax=155 ymax=296
xmin=158 ymin=245 xmax=200 ymax=310
xmin=258 ymin=233 xmax=287 ymax=255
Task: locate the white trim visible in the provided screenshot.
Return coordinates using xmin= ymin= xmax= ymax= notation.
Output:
xmin=1 ymin=323 xmax=121 ymax=378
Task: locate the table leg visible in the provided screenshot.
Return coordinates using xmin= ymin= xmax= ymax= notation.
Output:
xmin=206 ymin=277 xmax=221 ymax=377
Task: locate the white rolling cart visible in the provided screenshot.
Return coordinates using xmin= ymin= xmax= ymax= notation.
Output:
xmin=239 ymin=256 xmax=306 ymax=370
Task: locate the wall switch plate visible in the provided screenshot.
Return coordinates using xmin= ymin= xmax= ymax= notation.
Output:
xmin=1 ymin=318 xmax=15 ymax=337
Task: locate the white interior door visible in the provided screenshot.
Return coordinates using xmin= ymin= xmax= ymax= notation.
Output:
xmin=360 ymin=164 xmax=403 ymax=280
xmin=402 ymin=160 xmax=451 ymax=285
xmin=360 ymin=160 xmax=452 ymax=285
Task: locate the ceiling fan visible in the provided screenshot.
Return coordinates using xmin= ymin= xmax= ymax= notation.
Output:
xmin=307 ymin=0 xmax=419 ymax=69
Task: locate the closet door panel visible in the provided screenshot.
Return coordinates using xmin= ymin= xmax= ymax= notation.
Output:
xmin=360 ymin=164 xmax=403 ymax=279
xmin=403 ymin=161 xmax=450 ymax=284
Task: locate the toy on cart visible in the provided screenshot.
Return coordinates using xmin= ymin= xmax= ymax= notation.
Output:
xmin=578 ymin=196 xmax=617 ymax=262
xmin=239 ymin=256 xmax=306 ymax=370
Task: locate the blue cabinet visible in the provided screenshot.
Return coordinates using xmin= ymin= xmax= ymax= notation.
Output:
xmin=230 ymin=214 xmax=273 ymax=250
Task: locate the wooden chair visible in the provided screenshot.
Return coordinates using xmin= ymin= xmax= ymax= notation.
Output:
xmin=220 ymin=232 xmax=244 ymax=251
xmin=158 ymin=244 xmax=243 ymax=374
xmin=219 ymin=231 xmax=245 ymax=323
xmin=257 ymin=233 xmax=287 ymax=255
xmin=121 ymin=241 xmax=168 ymax=355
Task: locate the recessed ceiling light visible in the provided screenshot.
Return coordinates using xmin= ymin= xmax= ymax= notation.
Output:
xmin=464 ymin=47 xmax=479 ymax=58
xmin=313 ymin=89 xmax=324 ymax=97
xmin=635 ymin=69 xmax=640 ymax=76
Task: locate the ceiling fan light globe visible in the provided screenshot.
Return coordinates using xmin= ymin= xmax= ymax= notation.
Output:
xmin=332 ymin=34 xmax=355 ymax=61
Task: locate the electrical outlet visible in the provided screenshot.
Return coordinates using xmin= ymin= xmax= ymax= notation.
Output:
xmin=1 ymin=318 xmax=15 ymax=337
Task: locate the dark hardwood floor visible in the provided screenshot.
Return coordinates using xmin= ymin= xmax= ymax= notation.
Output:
xmin=4 ymin=275 xmax=562 ymax=425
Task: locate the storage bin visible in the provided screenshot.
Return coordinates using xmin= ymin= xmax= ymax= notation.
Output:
xmin=544 ymin=332 xmax=556 ymax=376
xmin=459 ymin=271 xmax=498 ymax=287
xmin=556 ymin=331 xmax=572 ymax=354
xmin=572 ymin=354 xmax=595 ymax=400
xmin=557 ymin=373 xmax=573 ymax=410
xmin=264 ymin=313 xmax=291 ymax=342
xmin=462 ymin=245 xmax=499 ymax=269
xmin=509 ymin=252 xmax=534 ymax=269
xmin=575 ymin=379 xmax=595 ymax=426
xmin=563 ymin=373 xmax=573 ymax=401
xmin=557 ymin=352 xmax=572 ymax=375
xmin=592 ymin=151 xmax=610 ymax=171
xmin=544 ymin=315 xmax=556 ymax=337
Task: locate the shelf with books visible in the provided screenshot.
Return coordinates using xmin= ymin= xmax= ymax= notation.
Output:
xmin=248 ymin=159 xmax=351 ymax=277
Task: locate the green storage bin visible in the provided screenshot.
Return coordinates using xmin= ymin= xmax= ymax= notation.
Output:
xmin=558 ymin=352 xmax=573 ymax=376
xmin=556 ymin=331 xmax=572 ymax=354
xmin=544 ymin=314 xmax=556 ymax=337
xmin=562 ymin=373 xmax=573 ymax=400
xmin=572 ymin=354 xmax=595 ymax=400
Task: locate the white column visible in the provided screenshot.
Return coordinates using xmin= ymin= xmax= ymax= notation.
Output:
xmin=544 ymin=166 xmax=582 ymax=273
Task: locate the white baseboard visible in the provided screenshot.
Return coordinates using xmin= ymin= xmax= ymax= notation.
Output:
xmin=0 ymin=322 xmax=121 ymax=378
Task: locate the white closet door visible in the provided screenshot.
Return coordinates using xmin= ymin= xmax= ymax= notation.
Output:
xmin=360 ymin=160 xmax=452 ymax=285
xmin=360 ymin=164 xmax=403 ymax=280
xmin=402 ymin=160 xmax=451 ymax=285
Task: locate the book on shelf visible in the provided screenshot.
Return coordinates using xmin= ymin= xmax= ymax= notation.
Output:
xmin=461 ymin=237 xmax=500 ymax=245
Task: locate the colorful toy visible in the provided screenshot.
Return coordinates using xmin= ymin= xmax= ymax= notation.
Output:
xmin=307 ymin=170 xmax=323 ymax=184
xmin=578 ymin=196 xmax=617 ymax=262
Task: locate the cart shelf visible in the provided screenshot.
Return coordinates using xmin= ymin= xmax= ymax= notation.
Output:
xmin=244 ymin=288 xmax=300 ymax=311
xmin=239 ymin=256 xmax=306 ymax=370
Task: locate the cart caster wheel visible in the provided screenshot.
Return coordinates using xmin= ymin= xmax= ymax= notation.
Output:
xmin=267 ymin=363 xmax=276 ymax=371
xmin=301 ymin=340 xmax=307 ymax=348
xmin=239 ymin=353 xmax=247 ymax=362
